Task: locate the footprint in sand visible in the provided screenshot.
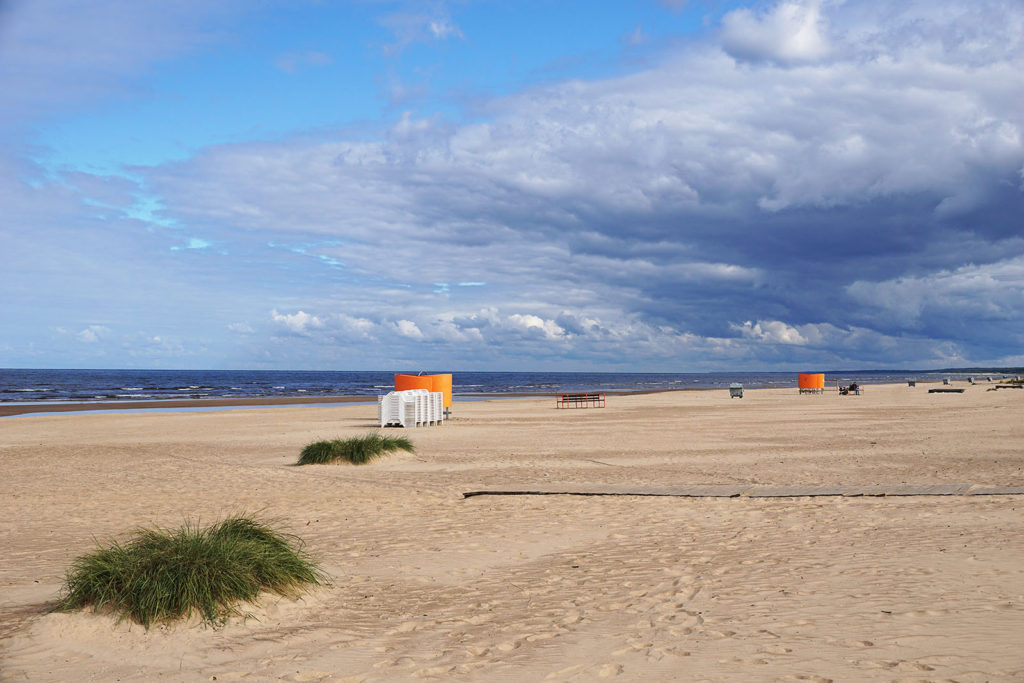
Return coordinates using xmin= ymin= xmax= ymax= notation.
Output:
xmin=983 ymin=602 xmax=1016 ymax=611
xmin=413 ymin=665 xmax=456 ymax=677
xmin=709 ymin=629 xmax=737 ymax=638
xmin=558 ymin=611 xmax=583 ymax=626
xmin=546 ymin=664 xmax=586 ymax=679
xmin=839 ymin=639 xmax=874 ymax=648
xmin=392 ymin=620 xmax=422 ymax=634
xmin=597 ymin=663 xmax=625 ymax=677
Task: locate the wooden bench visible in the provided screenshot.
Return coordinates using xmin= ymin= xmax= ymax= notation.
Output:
xmin=995 ymin=384 xmax=1023 ymax=389
xmin=556 ymin=392 xmax=606 ymax=408
xmin=928 ymin=388 xmax=965 ymax=393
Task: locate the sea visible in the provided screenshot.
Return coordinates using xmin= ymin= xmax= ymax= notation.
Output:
xmin=0 ymin=368 xmax=1006 ymax=407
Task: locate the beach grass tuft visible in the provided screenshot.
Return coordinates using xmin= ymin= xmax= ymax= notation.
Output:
xmin=298 ymin=433 xmax=414 ymax=465
xmin=56 ymin=516 xmax=326 ymax=628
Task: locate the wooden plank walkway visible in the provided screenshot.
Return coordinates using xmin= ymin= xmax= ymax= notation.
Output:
xmin=462 ymin=484 xmax=1024 ymax=499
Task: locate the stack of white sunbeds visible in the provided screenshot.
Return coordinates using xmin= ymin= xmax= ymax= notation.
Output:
xmin=378 ymin=389 xmax=445 ymax=428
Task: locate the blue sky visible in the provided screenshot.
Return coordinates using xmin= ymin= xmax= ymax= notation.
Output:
xmin=1 ymin=0 xmax=1022 ymax=371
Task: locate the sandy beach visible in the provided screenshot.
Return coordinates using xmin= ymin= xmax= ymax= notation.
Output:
xmin=1 ymin=383 xmax=1022 ymax=681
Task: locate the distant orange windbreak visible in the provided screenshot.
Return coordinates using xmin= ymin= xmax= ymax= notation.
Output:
xmin=394 ymin=374 xmax=452 ymax=408
xmin=797 ymin=373 xmax=825 ymax=389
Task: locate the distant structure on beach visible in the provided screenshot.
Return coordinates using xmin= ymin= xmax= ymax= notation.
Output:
xmin=394 ymin=373 xmax=453 ymax=415
xmin=798 ymin=373 xmax=826 ymax=394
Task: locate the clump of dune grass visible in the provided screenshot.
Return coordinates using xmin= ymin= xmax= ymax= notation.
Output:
xmin=56 ymin=516 xmax=326 ymax=628
xmin=298 ymin=433 xmax=414 ymax=465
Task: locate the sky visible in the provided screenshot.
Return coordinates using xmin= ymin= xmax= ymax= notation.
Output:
xmin=1 ymin=0 xmax=1022 ymax=372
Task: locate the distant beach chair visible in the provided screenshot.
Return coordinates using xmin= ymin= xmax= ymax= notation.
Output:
xmin=729 ymin=383 xmax=743 ymax=398
xmin=555 ymin=392 xmax=605 ymax=408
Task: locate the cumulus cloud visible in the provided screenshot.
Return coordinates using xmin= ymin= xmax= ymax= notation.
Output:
xmin=76 ymin=325 xmax=110 ymax=343
xmin=506 ymin=314 xmax=566 ymax=341
xmin=721 ymin=0 xmax=831 ymax=65
xmin=732 ymin=320 xmax=809 ymax=345
xmin=847 ymin=256 xmax=1024 ymax=326
xmin=395 ymin=319 xmax=425 ymax=339
xmin=271 ymin=309 xmax=324 ymax=335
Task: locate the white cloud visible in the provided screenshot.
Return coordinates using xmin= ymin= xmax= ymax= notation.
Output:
xmin=847 ymin=256 xmax=1024 ymax=325
xmin=428 ymin=18 xmax=463 ymax=40
xmin=721 ymin=0 xmax=830 ymax=64
xmin=379 ymin=9 xmax=464 ymax=55
xmin=506 ymin=313 xmax=566 ymax=340
xmin=76 ymin=325 xmax=110 ymax=343
xmin=395 ymin=319 xmax=424 ymax=339
xmin=271 ymin=309 xmax=324 ymax=334
xmin=732 ymin=320 xmax=808 ymax=345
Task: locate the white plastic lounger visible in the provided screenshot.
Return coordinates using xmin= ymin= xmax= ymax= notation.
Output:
xmin=378 ymin=389 xmax=444 ymax=427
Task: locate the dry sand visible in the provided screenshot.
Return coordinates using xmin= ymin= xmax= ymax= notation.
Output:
xmin=1 ymin=383 xmax=1022 ymax=681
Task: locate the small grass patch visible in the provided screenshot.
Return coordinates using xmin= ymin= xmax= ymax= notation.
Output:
xmin=298 ymin=433 xmax=414 ymax=465
xmin=56 ymin=516 xmax=326 ymax=628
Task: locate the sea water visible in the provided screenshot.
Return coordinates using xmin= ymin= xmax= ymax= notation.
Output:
xmin=0 ymin=368 xmax=988 ymax=406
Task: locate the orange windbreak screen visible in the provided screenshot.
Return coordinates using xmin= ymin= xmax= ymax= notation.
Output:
xmin=429 ymin=374 xmax=453 ymax=408
xmin=394 ymin=374 xmax=453 ymax=407
xmin=798 ymin=373 xmax=825 ymax=389
xmin=394 ymin=374 xmax=432 ymax=391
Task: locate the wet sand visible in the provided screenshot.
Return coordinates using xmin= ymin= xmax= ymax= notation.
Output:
xmin=1 ymin=383 xmax=1022 ymax=681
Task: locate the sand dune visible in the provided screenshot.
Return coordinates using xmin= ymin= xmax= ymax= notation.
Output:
xmin=1 ymin=384 xmax=1022 ymax=680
